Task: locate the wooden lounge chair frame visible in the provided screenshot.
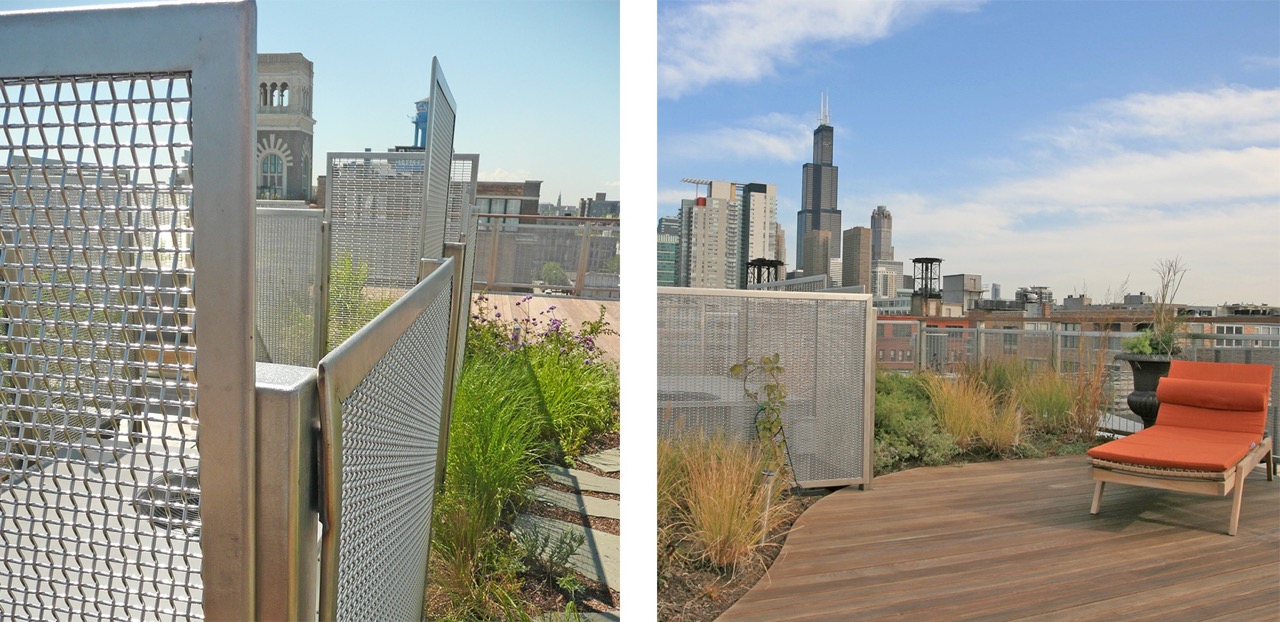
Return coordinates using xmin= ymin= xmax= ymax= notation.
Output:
xmin=1089 ymin=360 xmax=1274 ymax=536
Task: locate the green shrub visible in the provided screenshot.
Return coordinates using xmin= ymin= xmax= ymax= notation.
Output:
xmin=873 ymin=369 xmax=959 ymax=474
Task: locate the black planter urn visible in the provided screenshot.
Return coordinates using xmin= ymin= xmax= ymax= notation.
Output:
xmin=1115 ymin=352 xmax=1173 ymax=429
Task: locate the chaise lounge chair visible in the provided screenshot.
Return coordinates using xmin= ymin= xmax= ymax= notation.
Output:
xmin=1088 ymin=360 xmax=1274 ymax=536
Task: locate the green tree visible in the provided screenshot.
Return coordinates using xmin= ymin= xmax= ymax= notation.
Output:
xmin=540 ymin=261 xmax=570 ymax=286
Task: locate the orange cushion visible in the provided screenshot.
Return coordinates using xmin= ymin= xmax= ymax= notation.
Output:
xmin=1087 ymin=426 xmax=1262 ymax=472
xmin=1156 ymin=377 xmax=1268 ymax=412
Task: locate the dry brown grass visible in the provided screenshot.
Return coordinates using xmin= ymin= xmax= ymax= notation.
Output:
xmin=659 ymin=433 xmax=794 ymax=574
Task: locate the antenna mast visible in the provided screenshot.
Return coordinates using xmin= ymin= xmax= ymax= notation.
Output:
xmin=819 ymin=91 xmax=830 ymax=126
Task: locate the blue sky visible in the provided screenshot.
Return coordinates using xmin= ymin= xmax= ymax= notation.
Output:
xmin=657 ymin=0 xmax=1280 ymax=306
xmin=5 ymin=0 xmax=620 ymax=206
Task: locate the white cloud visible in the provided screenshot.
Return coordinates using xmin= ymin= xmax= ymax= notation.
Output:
xmin=1242 ymin=54 xmax=1280 ymax=71
xmin=662 ymin=112 xmax=812 ymax=163
xmin=1036 ymin=87 xmax=1280 ymax=154
xmin=986 ymin=147 xmax=1280 ymax=211
xmin=658 ymin=0 xmax=985 ymax=99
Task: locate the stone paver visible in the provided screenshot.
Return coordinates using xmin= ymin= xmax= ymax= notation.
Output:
xmin=514 ymin=513 xmax=620 ymax=591
xmin=533 ymin=486 xmax=620 ymax=520
xmin=579 ymin=447 xmax=619 ymax=473
xmin=544 ymin=465 xmax=619 ymax=495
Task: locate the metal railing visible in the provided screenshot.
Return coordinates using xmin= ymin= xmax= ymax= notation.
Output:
xmin=472 ymin=214 xmax=619 ymax=300
xmin=657 ymin=287 xmax=876 ymax=488
xmin=877 ymin=320 xmax=1280 ymax=449
xmin=0 ymin=2 xmax=256 ymax=618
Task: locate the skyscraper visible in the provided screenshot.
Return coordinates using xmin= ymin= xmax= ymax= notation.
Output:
xmin=677 ymin=180 xmax=741 ymax=289
xmin=796 ymin=93 xmax=841 ymax=273
xmin=871 ymin=205 xmax=893 ymax=261
xmin=842 ymin=226 xmax=872 ymax=292
xmin=676 ymin=179 xmax=780 ymax=289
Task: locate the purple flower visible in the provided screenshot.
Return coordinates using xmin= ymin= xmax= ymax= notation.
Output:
xmin=494 ymin=312 xmax=501 ymax=318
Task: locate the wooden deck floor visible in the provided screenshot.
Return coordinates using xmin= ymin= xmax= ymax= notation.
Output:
xmin=719 ymin=456 xmax=1279 ymax=621
xmin=472 ymin=293 xmax=620 ymax=361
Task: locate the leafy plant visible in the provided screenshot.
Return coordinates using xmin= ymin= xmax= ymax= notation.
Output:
xmin=1122 ymin=257 xmax=1188 ymax=356
xmin=729 ymin=353 xmax=789 ymax=479
xmin=874 ymin=369 xmax=959 ymax=474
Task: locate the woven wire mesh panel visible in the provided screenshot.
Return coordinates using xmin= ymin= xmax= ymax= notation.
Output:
xmin=320 ymin=269 xmax=452 ymax=621
xmin=0 ymin=72 xmax=202 ymax=619
xmin=325 ymin=153 xmax=422 ymax=351
xmin=256 ymin=206 xmax=323 ymax=367
xmin=657 ymin=289 xmax=873 ymax=487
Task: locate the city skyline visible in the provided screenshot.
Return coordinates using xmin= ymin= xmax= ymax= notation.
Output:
xmin=7 ymin=0 xmax=620 ymax=206
xmin=658 ymin=0 xmax=1280 ymax=306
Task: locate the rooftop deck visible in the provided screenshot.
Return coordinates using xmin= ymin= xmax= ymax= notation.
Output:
xmin=719 ymin=456 xmax=1279 ymax=621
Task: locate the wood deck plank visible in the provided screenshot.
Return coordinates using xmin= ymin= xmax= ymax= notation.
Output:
xmin=717 ymin=456 xmax=1279 ymax=621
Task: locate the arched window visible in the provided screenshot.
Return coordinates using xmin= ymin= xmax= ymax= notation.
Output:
xmin=260 ymin=83 xmax=268 ymax=107
xmin=259 ymin=154 xmax=285 ymax=199
xmin=269 ymin=82 xmax=279 ymax=107
xmin=280 ymin=82 xmax=289 ymax=107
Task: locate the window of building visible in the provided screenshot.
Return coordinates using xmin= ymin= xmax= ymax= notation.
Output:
xmin=259 ymin=153 xmax=284 ymax=199
xmin=1254 ymin=325 xmax=1279 ymax=349
xmin=892 ymin=324 xmax=913 ymax=338
xmin=1215 ymin=324 xmax=1243 ymax=348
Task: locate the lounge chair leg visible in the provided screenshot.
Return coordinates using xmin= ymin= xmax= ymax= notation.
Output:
xmin=1090 ymin=481 xmax=1104 ymax=515
xmin=1228 ymin=469 xmax=1246 ymax=536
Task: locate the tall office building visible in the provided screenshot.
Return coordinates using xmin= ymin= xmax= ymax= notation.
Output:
xmin=256 ymin=53 xmax=314 ymax=201
xmin=842 ymin=226 xmax=872 ymax=292
xmin=658 ymin=215 xmax=680 ymax=237
xmin=801 ymin=229 xmax=832 ymax=280
xmin=657 ymin=231 xmax=679 ymax=287
xmin=871 ymin=205 xmax=893 ymax=261
xmin=796 ymin=93 xmax=841 ymax=270
xmin=774 ymin=222 xmax=788 ymax=275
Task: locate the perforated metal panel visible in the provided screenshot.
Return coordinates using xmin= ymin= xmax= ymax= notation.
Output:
xmin=657 ymin=287 xmax=875 ymax=488
xmin=0 ymin=3 xmax=257 ymax=619
xmin=256 ymin=205 xmax=325 ymax=366
xmin=318 ymin=258 xmax=454 ymax=621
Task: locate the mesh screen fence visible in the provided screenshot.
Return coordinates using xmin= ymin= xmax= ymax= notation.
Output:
xmin=656 ymin=289 xmax=872 ymax=487
xmin=325 ymin=154 xmax=422 ymax=352
xmin=320 ymin=268 xmax=452 ymax=621
xmin=256 ymin=206 xmax=323 ymax=367
xmin=0 ymin=71 xmax=203 ymax=619
xmin=472 ymin=216 xmax=619 ymax=299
